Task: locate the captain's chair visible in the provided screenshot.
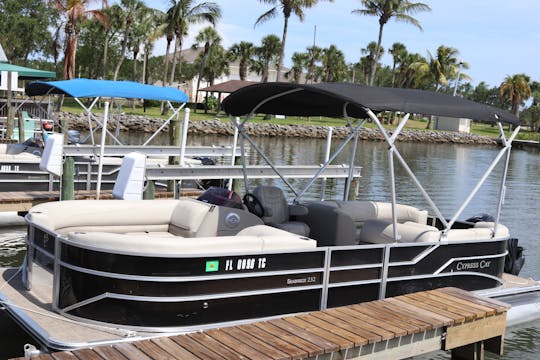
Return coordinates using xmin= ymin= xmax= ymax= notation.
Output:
xmin=252 ymin=185 xmax=310 ymax=237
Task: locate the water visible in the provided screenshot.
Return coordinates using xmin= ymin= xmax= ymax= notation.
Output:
xmin=1 ymin=134 xmax=539 ymax=358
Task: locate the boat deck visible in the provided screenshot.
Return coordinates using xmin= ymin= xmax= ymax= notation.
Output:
xmin=2 ymin=266 xmax=512 ymax=359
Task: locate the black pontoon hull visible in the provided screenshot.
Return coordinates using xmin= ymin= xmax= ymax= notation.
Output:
xmin=29 ymin=225 xmax=506 ymax=331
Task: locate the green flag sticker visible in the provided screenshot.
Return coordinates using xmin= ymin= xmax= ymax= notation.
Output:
xmin=205 ymin=260 xmax=219 ymax=272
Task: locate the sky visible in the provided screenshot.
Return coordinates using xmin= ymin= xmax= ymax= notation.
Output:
xmin=142 ymin=0 xmax=539 ymax=87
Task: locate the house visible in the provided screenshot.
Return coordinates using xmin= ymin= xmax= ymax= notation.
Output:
xmin=163 ymin=47 xmax=298 ymax=103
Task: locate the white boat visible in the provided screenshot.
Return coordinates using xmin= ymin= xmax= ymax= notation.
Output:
xmin=1 ymin=82 xmax=538 ymax=352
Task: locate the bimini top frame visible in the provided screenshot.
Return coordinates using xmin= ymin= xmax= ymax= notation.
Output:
xmin=25 ymin=78 xmax=189 ymax=146
xmin=222 ymin=82 xmax=521 ymax=241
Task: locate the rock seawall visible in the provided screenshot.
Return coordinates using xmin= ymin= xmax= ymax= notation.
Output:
xmin=55 ymin=112 xmax=497 ymax=145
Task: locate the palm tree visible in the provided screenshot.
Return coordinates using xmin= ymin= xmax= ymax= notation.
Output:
xmin=101 ymin=4 xmax=123 ymax=79
xmin=389 ymin=42 xmax=406 ymax=87
xmin=192 ymin=26 xmax=221 ymax=102
xmin=113 ymin=0 xmax=145 ymax=81
xmin=320 ymin=45 xmax=347 ymax=82
xmin=304 ymin=45 xmax=322 ymax=84
xmin=500 ymin=74 xmax=532 ymax=116
xmin=52 ymin=0 xmax=108 ymax=79
xmin=285 ymin=52 xmax=308 ymax=83
xmin=130 ymin=8 xmax=165 ymax=82
xmin=351 ymin=0 xmax=430 ymax=86
xmin=228 ymin=41 xmax=256 ymax=81
xmin=252 ymin=34 xmax=281 ymax=83
xmin=165 ymin=0 xmax=221 ymax=85
xmin=255 ymin=0 xmax=331 ymax=82
xmin=360 ymin=41 xmax=384 ymax=84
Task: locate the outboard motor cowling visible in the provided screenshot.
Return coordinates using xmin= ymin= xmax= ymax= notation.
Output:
xmin=505 ymin=238 xmax=525 ymax=276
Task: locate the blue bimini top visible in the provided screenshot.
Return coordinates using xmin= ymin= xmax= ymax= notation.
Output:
xmin=26 ymin=78 xmax=188 ymax=103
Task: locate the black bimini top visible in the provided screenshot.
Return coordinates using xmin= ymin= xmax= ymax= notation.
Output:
xmin=222 ymin=82 xmax=519 ymax=125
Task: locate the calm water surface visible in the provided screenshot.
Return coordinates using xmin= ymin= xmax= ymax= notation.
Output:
xmin=1 ymin=134 xmax=539 ymax=359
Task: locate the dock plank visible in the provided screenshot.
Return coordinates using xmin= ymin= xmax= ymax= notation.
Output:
xmin=150 ymin=337 xmax=200 ymax=360
xmin=332 ymin=305 xmax=408 ymax=338
xmin=254 ymin=321 xmax=324 ymax=357
xmin=133 ymin=339 xmax=184 ymax=360
xmin=385 ymin=297 xmax=455 ymax=326
xmin=351 ymin=302 xmax=420 ymax=334
xmin=70 ymin=348 xmax=104 ymax=360
xmin=301 ymin=312 xmax=372 ymax=346
xmin=360 ymin=301 xmax=432 ymax=333
xmin=170 ymin=334 xmax=227 ymax=360
xmin=406 ymin=292 xmax=479 ymax=321
xmin=113 ymin=343 xmax=152 ymax=360
xmin=283 ymin=315 xmax=355 ymax=349
xmin=204 ymin=328 xmax=274 ymax=360
xmin=438 ymin=287 xmax=510 ymax=313
xmin=219 ymin=326 xmax=290 ymax=360
xmin=269 ymin=317 xmax=339 ymax=354
xmin=325 ymin=307 xmax=396 ymax=340
xmin=92 ymin=346 xmax=128 ymax=360
xmin=187 ymin=331 xmax=248 ymax=360
xmin=237 ymin=323 xmax=308 ymax=359
xmin=395 ymin=293 xmax=466 ymax=324
xmin=430 ymin=289 xmax=497 ymax=316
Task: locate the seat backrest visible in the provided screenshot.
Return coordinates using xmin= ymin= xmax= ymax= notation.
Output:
xmin=169 ymin=199 xmax=216 ymax=237
xmin=253 ymin=185 xmax=289 ymax=224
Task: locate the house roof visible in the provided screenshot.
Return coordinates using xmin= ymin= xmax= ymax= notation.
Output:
xmin=198 ymin=80 xmax=259 ymax=94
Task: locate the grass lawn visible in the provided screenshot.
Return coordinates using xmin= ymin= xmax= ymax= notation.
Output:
xmin=60 ymin=101 xmax=533 ymax=140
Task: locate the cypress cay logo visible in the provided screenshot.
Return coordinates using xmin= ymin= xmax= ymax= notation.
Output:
xmin=455 ymin=260 xmax=491 ymax=271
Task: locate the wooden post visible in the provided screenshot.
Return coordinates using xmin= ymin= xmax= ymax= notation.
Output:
xmin=143 ymin=180 xmax=155 ymax=199
xmin=167 ymin=106 xmax=181 ymax=192
xmin=17 ymin=110 xmax=25 ymax=143
xmin=61 ymin=156 xmax=75 ymax=200
xmin=347 ymin=178 xmax=359 ymax=200
xmin=6 ymin=72 xmax=13 ymax=139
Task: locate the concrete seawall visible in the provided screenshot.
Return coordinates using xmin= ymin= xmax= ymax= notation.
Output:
xmin=56 ymin=112 xmax=497 ymax=145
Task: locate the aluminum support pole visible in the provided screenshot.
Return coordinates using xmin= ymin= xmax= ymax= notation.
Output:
xmin=494 ymin=123 xmax=518 ymax=235
xmin=446 ymin=125 xmax=520 ymax=231
xmin=228 ymin=118 xmax=240 ymax=191
xmin=143 ymin=102 xmax=186 ymax=146
xmin=366 ymin=109 xmax=448 ymax=228
xmin=321 ymin=126 xmax=333 ymax=200
xmin=179 ymin=108 xmax=190 ymax=166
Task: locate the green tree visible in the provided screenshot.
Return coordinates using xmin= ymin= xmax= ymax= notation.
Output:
xmin=52 ymin=0 xmax=108 ymax=79
xmin=192 ymin=26 xmax=222 ymax=101
xmin=255 ymin=0 xmax=332 ymax=82
xmin=304 ymin=45 xmax=322 ymax=84
xmin=389 ymin=42 xmax=407 ymax=87
xmin=112 ymin=0 xmax=145 ymax=80
xmin=285 ymin=52 xmax=308 ymax=83
xmin=252 ymin=34 xmax=281 ymax=83
xmin=320 ymin=45 xmax=347 ymax=82
xmin=499 ymin=74 xmax=532 ymax=116
xmin=0 ymin=0 xmax=56 ymax=63
xmin=165 ymin=0 xmax=221 ymax=85
xmin=351 ymin=0 xmax=430 ymax=86
xmin=412 ymin=45 xmax=468 ymax=92
xmin=360 ymin=41 xmax=384 ymax=84
xmin=129 ymin=7 xmax=164 ymax=82
xmin=228 ymin=41 xmax=256 ymax=81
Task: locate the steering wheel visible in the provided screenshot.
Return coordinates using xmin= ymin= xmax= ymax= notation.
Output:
xmin=243 ymin=193 xmax=265 ymax=218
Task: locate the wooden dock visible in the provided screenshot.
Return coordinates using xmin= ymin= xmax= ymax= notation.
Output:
xmin=11 ymin=287 xmax=509 ymax=360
